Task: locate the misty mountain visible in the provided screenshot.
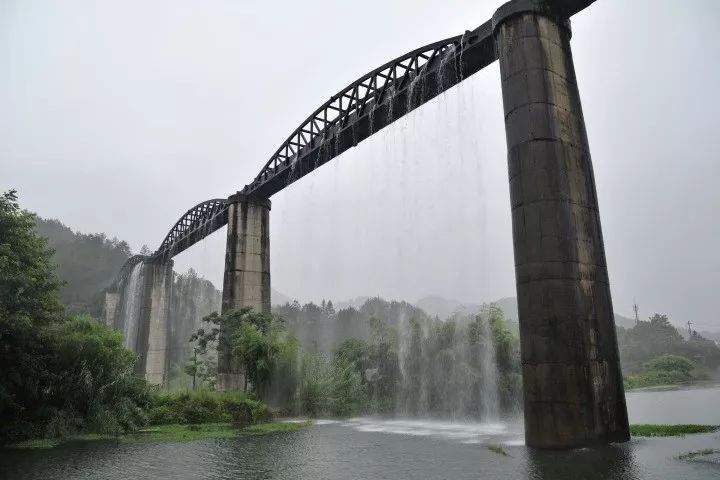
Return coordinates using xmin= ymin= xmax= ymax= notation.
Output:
xmin=31 ymin=214 xmax=711 ymax=336
xmin=35 ymin=213 xmax=296 ymax=315
xmin=416 ymin=294 xmax=638 ymax=329
xmin=335 ymin=296 xmax=371 ymax=310
xmin=34 ymin=216 xmax=132 ymax=315
xmin=271 ymin=288 xmax=292 ymax=307
xmin=415 ymin=295 xmax=518 ymax=323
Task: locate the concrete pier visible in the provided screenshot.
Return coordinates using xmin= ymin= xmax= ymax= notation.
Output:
xmin=103 ymin=291 xmax=119 ymax=328
xmin=218 ymin=193 xmax=271 ymax=391
xmin=494 ymin=7 xmax=629 ymax=448
xmin=135 ymin=259 xmax=173 ymax=385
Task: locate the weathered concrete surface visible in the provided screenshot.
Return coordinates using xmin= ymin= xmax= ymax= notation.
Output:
xmin=135 ymin=260 xmax=173 ymax=386
xmin=495 ymin=10 xmax=629 ymax=448
xmin=217 ymin=193 xmax=271 ymax=391
xmin=103 ymin=291 xmax=119 ymax=328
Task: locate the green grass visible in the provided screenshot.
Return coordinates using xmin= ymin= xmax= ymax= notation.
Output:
xmin=630 ymin=424 xmax=719 ymax=437
xmin=485 ymin=443 xmax=510 ymax=457
xmin=240 ymin=421 xmax=312 ymax=435
xmin=5 ymin=421 xmax=313 ymax=449
xmin=678 ymin=449 xmax=718 ymax=461
xmin=129 ymin=423 xmax=239 ymax=442
xmin=6 ymin=438 xmax=63 ymax=449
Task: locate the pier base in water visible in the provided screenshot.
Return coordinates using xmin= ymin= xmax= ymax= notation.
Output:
xmin=495 ymin=6 xmax=630 ymax=448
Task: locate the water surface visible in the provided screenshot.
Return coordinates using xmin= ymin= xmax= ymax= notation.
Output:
xmin=2 ymin=385 xmax=719 ymax=480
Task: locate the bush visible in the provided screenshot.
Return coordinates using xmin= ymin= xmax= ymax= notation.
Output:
xmin=147 ymin=389 xmax=268 ymax=427
xmin=643 ymin=355 xmax=695 ymax=373
xmin=0 ymin=314 xmax=153 ymax=443
xmin=624 ymin=354 xmax=698 ymax=389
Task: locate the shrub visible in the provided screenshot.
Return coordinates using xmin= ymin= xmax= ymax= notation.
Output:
xmin=147 ymin=389 xmax=268 ymax=426
xmin=643 ymin=355 xmax=695 ymax=373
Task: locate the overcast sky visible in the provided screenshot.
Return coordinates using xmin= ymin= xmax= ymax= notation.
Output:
xmin=1 ymin=0 xmax=718 ymax=328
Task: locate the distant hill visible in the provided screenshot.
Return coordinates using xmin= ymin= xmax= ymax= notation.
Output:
xmin=416 ymin=294 xmax=638 ymax=329
xmin=614 ymin=313 xmax=636 ymax=329
xmin=36 ymin=214 xmax=297 ymax=313
xmin=34 ymin=216 xmax=131 ymax=315
xmin=271 ymin=288 xmax=292 ymax=306
xmin=415 ymin=295 xmax=518 ymax=321
xmin=335 ymin=296 xmax=371 ymax=310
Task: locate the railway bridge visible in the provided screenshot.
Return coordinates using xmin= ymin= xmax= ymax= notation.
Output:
xmin=107 ymin=0 xmax=629 ymax=448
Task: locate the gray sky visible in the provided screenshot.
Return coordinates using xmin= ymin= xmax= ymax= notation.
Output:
xmin=1 ymin=0 xmax=718 ymax=328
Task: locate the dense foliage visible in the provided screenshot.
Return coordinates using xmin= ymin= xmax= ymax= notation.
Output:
xmin=148 ymin=390 xmax=267 ymax=427
xmin=0 ymin=191 xmax=151 ymax=443
xmin=188 ymin=297 xmax=520 ymax=419
xmin=618 ymin=313 xmax=720 ymax=388
xmin=624 ymin=354 xmax=698 ymax=389
xmin=191 ymin=308 xmax=299 ymax=404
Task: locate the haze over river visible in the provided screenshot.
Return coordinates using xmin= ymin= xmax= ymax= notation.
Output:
xmin=2 ymin=385 xmax=719 ymax=480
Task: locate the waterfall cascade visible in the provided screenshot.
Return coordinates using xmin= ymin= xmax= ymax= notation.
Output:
xmin=117 ymin=262 xmax=146 ymax=351
xmin=167 ymin=271 xmax=222 ymax=387
xmin=278 ymin=298 xmax=518 ymax=421
xmin=397 ymin=311 xmax=502 ymax=422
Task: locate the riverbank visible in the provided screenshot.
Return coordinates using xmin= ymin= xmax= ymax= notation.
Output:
xmin=6 ymin=421 xmax=313 ymax=450
xmin=630 ymin=424 xmax=718 ymax=437
xmin=8 ymin=420 xmax=717 ymax=450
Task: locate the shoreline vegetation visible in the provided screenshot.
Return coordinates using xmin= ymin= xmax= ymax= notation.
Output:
xmin=624 ymin=380 xmax=720 ymax=392
xmin=7 ymin=420 xmax=313 ymax=450
xmin=629 ymin=424 xmax=719 ymax=437
xmin=8 ymin=422 xmax=718 ymax=450
xmin=3 ymin=190 xmax=720 ymax=452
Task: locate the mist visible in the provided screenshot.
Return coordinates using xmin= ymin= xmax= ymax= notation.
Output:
xmin=2 ymin=0 xmax=719 ymax=328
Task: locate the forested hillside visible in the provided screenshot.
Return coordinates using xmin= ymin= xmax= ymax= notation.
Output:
xmin=34 ymin=217 xmax=131 ymax=315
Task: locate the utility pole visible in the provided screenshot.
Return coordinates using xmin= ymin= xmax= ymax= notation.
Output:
xmin=633 ymin=301 xmax=639 ymax=325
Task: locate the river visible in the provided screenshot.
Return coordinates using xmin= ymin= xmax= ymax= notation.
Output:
xmin=2 ymin=385 xmax=719 ymax=480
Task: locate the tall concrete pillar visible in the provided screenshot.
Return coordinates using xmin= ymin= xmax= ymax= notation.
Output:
xmin=103 ymin=291 xmax=120 ymax=328
xmin=494 ymin=6 xmax=629 ymax=448
xmin=135 ymin=259 xmax=173 ymax=385
xmin=217 ymin=193 xmax=271 ymax=391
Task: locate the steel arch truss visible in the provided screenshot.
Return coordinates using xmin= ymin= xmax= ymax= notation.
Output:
xmin=108 ymin=0 xmax=597 ymax=271
xmin=154 ymin=199 xmax=229 ymax=260
xmin=245 ymin=19 xmax=497 ymax=198
xmin=111 ymin=254 xmax=148 ymax=290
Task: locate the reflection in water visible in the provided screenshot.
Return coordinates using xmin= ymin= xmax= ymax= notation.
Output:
xmin=525 ymin=443 xmax=639 ymax=480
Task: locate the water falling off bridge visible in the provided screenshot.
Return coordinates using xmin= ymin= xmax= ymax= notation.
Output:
xmin=109 ymin=0 xmax=628 ymax=449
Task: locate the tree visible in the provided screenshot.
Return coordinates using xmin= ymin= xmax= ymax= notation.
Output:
xmin=0 ymin=191 xmax=150 ymax=442
xmin=0 ymin=190 xmax=62 ymax=324
xmin=42 ymin=315 xmax=150 ymax=436
xmin=1 ymin=190 xmax=64 ymax=440
xmin=618 ymin=312 xmax=720 ymax=374
xmin=184 ymin=347 xmax=217 ymax=391
xmin=324 ymin=300 xmax=335 ymax=317
xmin=192 ymin=308 xmax=297 ymax=398
xmin=643 ymin=354 xmax=695 ymax=374
xmin=185 ymin=349 xmax=201 ymax=390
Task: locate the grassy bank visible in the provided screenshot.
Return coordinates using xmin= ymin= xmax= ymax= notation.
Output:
xmin=6 ymin=421 xmax=313 ymax=449
xmin=630 ymin=424 xmax=719 ymax=437
xmin=623 ymin=355 xmax=712 ymax=390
